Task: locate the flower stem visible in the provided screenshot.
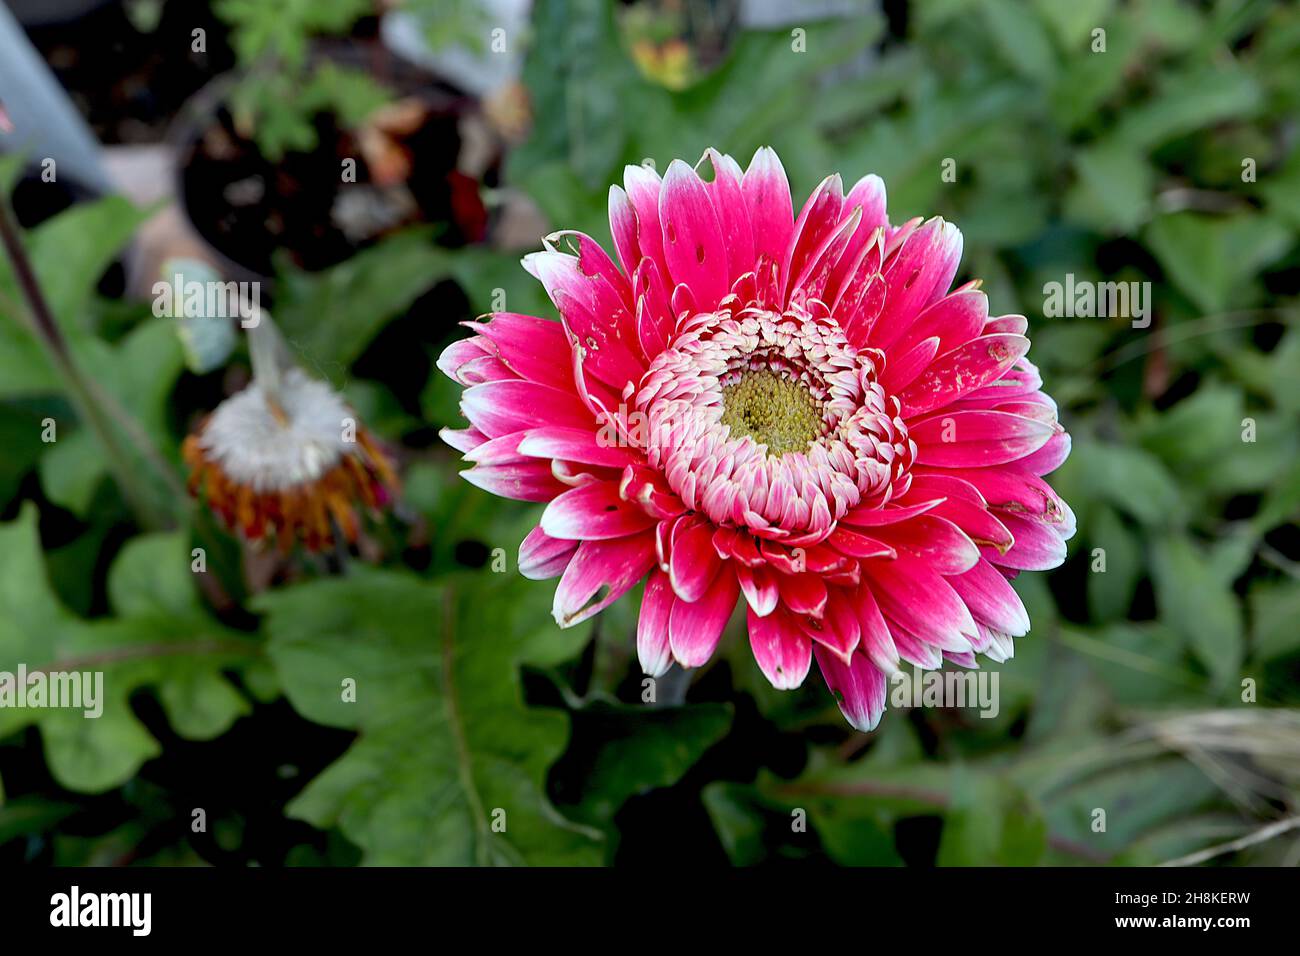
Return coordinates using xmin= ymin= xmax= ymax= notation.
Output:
xmin=0 ymin=193 xmax=182 ymax=530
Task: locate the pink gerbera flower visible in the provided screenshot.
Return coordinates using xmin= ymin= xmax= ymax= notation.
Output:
xmin=439 ymin=147 xmax=1074 ymax=730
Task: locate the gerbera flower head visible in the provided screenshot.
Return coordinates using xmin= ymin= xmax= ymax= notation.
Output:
xmin=184 ymin=323 xmax=397 ymax=551
xmin=439 ymin=147 xmax=1073 ymax=730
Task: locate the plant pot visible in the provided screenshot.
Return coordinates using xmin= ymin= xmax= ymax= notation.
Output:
xmin=7 ymin=0 xmax=112 ymax=28
xmin=168 ymin=39 xmax=497 ymax=281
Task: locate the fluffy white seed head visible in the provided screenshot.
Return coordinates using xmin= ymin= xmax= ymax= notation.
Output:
xmin=198 ymin=369 xmax=354 ymax=492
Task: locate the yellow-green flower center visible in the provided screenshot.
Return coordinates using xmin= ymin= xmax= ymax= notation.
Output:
xmin=720 ymin=369 xmax=823 ymax=456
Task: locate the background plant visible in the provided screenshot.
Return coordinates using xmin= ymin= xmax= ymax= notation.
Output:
xmin=214 ymin=0 xmax=390 ymax=160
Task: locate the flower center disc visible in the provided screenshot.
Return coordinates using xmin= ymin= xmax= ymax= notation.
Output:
xmin=719 ymin=368 xmax=823 ymax=457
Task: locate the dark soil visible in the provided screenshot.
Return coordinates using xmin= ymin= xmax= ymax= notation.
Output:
xmin=177 ymin=76 xmax=489 ymax=277
xmin=18 ymin=0 xmax=236 ymax=145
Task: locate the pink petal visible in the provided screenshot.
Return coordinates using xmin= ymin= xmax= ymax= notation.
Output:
xmin=879 ymin=335 xmax=941 ymax=394
xmin=623 ymin=164 xmax=669 ymax=285
xmin=798 ymin=210 xmax=867 ymax=306
xmin=668 ymin=515 xmax=723 ymax=602
xmin=453 ymin=353 xmax=514 ymax=385
xmin=890 ymin=288 xmax=990 ymax=360
xmin=439 ymin=426 xmax=488 ymax=455
xmin=977 ymin=624 xmax=1016 ymax=663
xmin=742 ymin=147 xmax=794 ymax=280
xmin=841 ymin=497 xmax=945 ymax=527
xmin=463 ymin=431 xmax=529 ymax=465
xmin=1013 ymin=430 xmax=1072 ymax=476
xmin=799 ymin=590 xmax=860 ymax=664
xmin=961 ymin=360 xmax=1043 ymax=404
xmin=669 ymin=568 xmax=739 ymax=667
xmin=516 ymin=426 xmax=638 ymax=469
xmin=814 ymin=647 xmax=887 ymax=732
xmin=552 ymin=530 xmax=657 ymax=627
xmin=461 ymin=380 xmax=592 ymax=438
xmin=462 ymin=461 xmax=568 ymax=502
xmin=659 ymin=159 xmax=729 ymax=309
xmin=633 ymin=256 xmax=673 ymax=358
xmin=836 ymin=234 xmax=887 ymax=344
xmin=777 ymin=573 xmax=829 ymax=617
xmin=783 ymin=173 xmax=844 ymax=301
xmin=911 ymin=410 xmax=1056 ymax=468
xmin=945 ymin=650 xmax=979 ymax=668
xmin=637 ymin=568 xmax=674 ymax=677
xmin=747 ymin=608 xmax=813 ymax=689
xmin=902 ymin=472 xmax=984 ymax=504
xmin=864 ymin=555 xmax=977 ymax=650
xmin=620 ymin=464 xmax=686 ymax=520
xmin=541 ymin=481 xmax=656 ymax=540
xmin=827 ymin=527 xmax=897 ymax=559
xmin=926 ymin=496 xmax=1014 ymax=553
xmin=527 ymin=250 xmax=645 ymax=390
xmin=736 ymin=563 xmax=779 ymax=617
xmin=869 ymin=218 xmax=964 ymax=351
xmin=989 ymin=512 xmax=1068 ymax=570
xmin=824 ymin=174 xmax=888 ymax=306
xmin=983 ymin=313 xmax=1028 ymax=335
xmin=869 ymin=515 xmax=980 ymax=575
xmin=519 ymin=525 xmax=578 ymax=580
xmin=437 ymin=336 xmax=495 ymax=385
xmin=551 ymin=230 xmax=632 ymax=306
xmin=899 ymin=333 xmax=1032 ymax=418
xmin=949 ymin=558 xmax=1030 ymax=637
xmin=473 ymin=313 xmax=574 ymax=390
xmin=855 ymin=583 xmax=900 ymax=674
xmin=608 ymin=184 xmax=641 ymax=280
xmin=935 ymin=467 xmax=1066 ymax=519
xmin=888 ymin=620 xmax=946 ymax=669
xmin=701 ymin=148 xmax=754 ymax=284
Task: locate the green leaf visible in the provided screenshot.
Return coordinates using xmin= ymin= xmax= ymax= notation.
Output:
xmin=1254 ymin=457 xmax=1300 ymax=533
xmin=0 ymin=401 xmax=49 ymax=510
xmin=1087 ymin=506 xmax=1141 ymax=622
xmin=701 ymin=782 xmax=767 ymax=866
xmin=275 ymin=231 xmax=449 ymax=373
xmin=447 ymin=246 xmax=554 ymax=319
xmin=813 ymin=806 xmax=903 ymax=866
xmin=1146 ymin=212 xmax=1292 ymax=314
xmin=1260 ymin=157 xmax=1300 ymax=232
xmin=1041 ymin=755 xmax=1220 ymax=858
xmin=1075 ymin=442 xmax=1182 ymax=526
xmin=1150 ymin=534 xmax=1244 ymax=692
xmin=1032 ymin=0 xmax=1114 ymax=49
xmin=0 ymin=196 xmax=151 ymax=399
xmin=1139 ymin=382 xmax=1244 ymax=457
xmin=1263 ymin=326 xmax=1300 ymax=416
xmin=938 ymin=768 xmax=1048 ymax=866
xmin=38 ymin=319 xmax=186 ymax=518
xmin=26 ymin=196 xmax=153 ymax=337
xmin=980 ymin=0 xmax=1056 ymax=82
xmin=1113 ymin=64 xmax=1260 ymax=151
xmin=258 ymin=569 xmax=603 ymax=865
xmin=562 ymin=697 xmax=732 ymax=826
xmin=1249 ymin=581 xmax=1300 ymax=664
xmin=513 ymin=0 xmax=640 ymax=188
xmin=1066 ymin=140 xmax=1153 ymax=233
xmin=0 ymin=508 xmax=254 ymax=791
xmin=1084 ymin=623 xmax=1201 ymax=705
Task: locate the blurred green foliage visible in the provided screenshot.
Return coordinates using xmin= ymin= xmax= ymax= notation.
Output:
xmin=1 ymin=0 xmax=1299 ymax=867
xmin=215 ymin=0 xmax=390 ymax=159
